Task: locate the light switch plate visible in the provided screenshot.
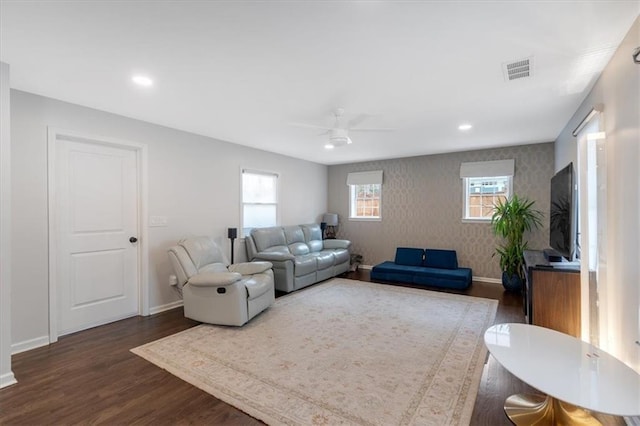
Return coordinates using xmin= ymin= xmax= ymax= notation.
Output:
xmin=150 ymin=215 xmax=168 ymax=227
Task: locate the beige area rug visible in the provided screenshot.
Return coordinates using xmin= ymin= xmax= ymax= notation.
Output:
xmin=132 ymin=279 xmax=498 ymax=425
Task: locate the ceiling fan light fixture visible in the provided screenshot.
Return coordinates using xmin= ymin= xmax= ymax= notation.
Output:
xmin=458 ymin=123 xmax=473 ymax=131
xmin=132 ymin=74 xmax=154 ymax=87
xmin=324 ymin=143 xmax=335 ymax=149
xmin=328 ymin=135 xmax=352 ymax=146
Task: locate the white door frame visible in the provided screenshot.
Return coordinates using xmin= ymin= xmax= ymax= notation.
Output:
xmin=47 ymin=127 xmax=149 ymax=343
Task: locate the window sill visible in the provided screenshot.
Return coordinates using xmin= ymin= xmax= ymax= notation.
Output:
xmin=349 ymin=217 xmax=382 ymax=222
xmin=461 ymin=218 xmax=492 ymax=224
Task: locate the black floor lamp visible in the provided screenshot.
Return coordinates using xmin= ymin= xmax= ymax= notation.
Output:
xmin=228 ymin=227 xmax=237 ymax=264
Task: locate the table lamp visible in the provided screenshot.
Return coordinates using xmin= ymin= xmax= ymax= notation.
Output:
xmin=323 ymin=213 xmax=338 ymax=239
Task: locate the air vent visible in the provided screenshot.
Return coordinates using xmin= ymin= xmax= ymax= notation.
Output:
xmin=503 ymin=57 xmax=533 ymax=81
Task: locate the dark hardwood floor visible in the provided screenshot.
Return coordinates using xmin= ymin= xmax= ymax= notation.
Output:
xmin=0 ymin=271 xmax=624 ymax=425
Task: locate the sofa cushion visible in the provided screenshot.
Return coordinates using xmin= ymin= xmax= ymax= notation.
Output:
xmin=413 ymin=266 xmax=470 ymax=281
xmin=371 ymin=261 xmax=422 ymax=275
xmin=251 ymin=227 xmax=287 ymax=253
xmin=284 ymin=226 xmax=305 ymax=244
xmin=181 ymin=236 xmax=227 ymax=270
xmin=323 ymin=239 xmax=351 ymax=250
xmin=424 ymin=249 xmax=458 ymax=269
xmin=228 ymin=261 xmax=272 ymax=275
xmin=412 ymin=267 xmax=472 ymax=290
xmin=293 ymin=254 xmax=317 ymax=276
xmin=168 ymin=245 xmax=198 ymax=283
xmin=395 ymin=247 xmax=425 ymax=266
xmin=301 ymin=224 xmax=324 ymax=252
xmin=200 ymin=263 xmax=232 ymax=274
xmin=188 ymin=271 xmax=241 ymax=286
xmin=263 ymin=246 xmax=291 ymax=255
xmin=312 ymin=251 xmax=335 ymax=270
xmin=331 ymin=248 xmax=350 ymax=265
xmin=242 ymin=275 xmax=274 ymax=299
xmin=288 ymin=242 xmax=310 ymax=256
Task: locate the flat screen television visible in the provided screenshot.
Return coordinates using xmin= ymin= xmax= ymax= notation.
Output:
xmin=549 ymin=163 xmax=576 ymax=261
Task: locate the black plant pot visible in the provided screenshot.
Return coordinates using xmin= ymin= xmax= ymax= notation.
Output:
xmin=502 ymin=271 xmax=523 ymax=292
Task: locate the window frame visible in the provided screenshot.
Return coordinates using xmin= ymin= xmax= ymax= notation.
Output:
xmin=462 ymin=175 xmax=512 ymax=222
xmin=241 ymin=169 xmax=279 ymax=237
xmin=348 ymin=183 xmax=382 ymax=221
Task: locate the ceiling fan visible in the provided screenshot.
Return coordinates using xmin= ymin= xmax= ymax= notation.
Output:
xmin=290 ymin=108 xmax=395 ymax=149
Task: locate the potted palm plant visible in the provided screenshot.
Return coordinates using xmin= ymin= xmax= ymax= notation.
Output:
xmin=491 ymin=194 xmax=543 ymax=292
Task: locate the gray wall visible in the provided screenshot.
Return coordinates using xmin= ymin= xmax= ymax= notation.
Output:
xmin=555 ymin=17 xmax=639 ymax=370
xmin=11 ymin=90 xmax=327 ymax=347
xmin=328 ymin=143 xmax=554 ymax=279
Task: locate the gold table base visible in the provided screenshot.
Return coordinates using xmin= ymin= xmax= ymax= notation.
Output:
xmin=504 ymin=394 xmax=602 ymax=425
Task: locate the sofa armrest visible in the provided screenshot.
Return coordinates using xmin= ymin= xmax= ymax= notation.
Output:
xmin=229 ymin=261 xmax=273 ymax=275
xmin=253 ymin=252 xmax=295 ymax=262
xmin=187 ymin=272 xmax=242 ymax=287
xmin=323 ymin=239 xmax=351 ymax=250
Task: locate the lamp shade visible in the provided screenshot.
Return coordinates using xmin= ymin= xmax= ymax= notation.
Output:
xmin=323 ymin=213 xmax=338 ymax=226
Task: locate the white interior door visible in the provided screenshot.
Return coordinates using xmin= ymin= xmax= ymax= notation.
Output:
xmin=55 ymin=136 xmax=140 ymax=336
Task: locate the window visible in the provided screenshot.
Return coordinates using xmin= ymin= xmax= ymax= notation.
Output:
xmin=464 ymin=176 xmax=511 ymax=220
xmin=460 ymin=160 xmax=514 ymax=221
xmin=347 ymin=170 xmax=383 ymax=220
xmin=241 ymin=169 xmax=278 ymax=236
xmin=350 ymin=184 xmax=381 ymax=219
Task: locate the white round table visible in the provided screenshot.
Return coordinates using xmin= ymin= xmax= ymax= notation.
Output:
xmin=484 ymin=323 xmax=640 ymax=425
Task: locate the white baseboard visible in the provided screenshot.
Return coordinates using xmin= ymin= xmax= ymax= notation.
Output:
xmin=359 ymin=264 xmax=373 ymax=270
xmin=0 ymin=371 xmax=17 ymax=388
xmin=10 ymin=304 xmax=183 ymax=356
xmin=149 ymin=300 xmax=183 ymax=315
xmin=11 ymin=335 xmax=50 ymax=355
xmin=473 ymin=276 xmax=502 ymax=285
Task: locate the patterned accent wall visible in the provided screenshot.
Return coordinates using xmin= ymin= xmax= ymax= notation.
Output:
xmin=327 ymin=143 xmax=555 ymax=279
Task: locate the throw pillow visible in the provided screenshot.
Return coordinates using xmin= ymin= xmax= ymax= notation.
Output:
xmin=395 ymin=247 xmax=425 ymax=266
xmin=424 ymin=249 xmax=458 ymax=269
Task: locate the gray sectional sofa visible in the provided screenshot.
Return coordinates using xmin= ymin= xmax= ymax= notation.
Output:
xmin=245 ymin=224 xmax=351 ymax=293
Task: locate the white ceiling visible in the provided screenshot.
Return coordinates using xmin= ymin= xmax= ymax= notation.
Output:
xmin=1 ymin=1 xmax=638 ymax=165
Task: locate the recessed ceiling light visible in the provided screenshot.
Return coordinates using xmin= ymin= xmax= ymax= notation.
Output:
xmin=458 ymin=123 xmax=473 ymax=131
xmin=132 ymin=75 xmax=154 ymax=87
xmin=324 ymin=143 xmax=335 ymax=150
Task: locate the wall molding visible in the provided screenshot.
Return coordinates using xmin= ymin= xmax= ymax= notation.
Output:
xmin=149 ymin=300 xmax=183 ymax=315
xmin=473 ymin=276 xmax=502 ymax=285
xmin=11 ymin=335 xmax=50 ymax=355
xmin=0 ymin=372 xmax=17 ymax=389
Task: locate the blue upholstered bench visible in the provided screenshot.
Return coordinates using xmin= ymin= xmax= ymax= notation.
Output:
xmin=370 ymin=247 xmax=472 ymax=290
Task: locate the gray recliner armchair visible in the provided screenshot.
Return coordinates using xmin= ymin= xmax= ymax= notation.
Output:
xmin=168 ymin=236 xmax=275 ymax=326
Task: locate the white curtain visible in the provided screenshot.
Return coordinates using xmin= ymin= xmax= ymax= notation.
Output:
xmin=576 ymin=115 xmax=606 ymax=345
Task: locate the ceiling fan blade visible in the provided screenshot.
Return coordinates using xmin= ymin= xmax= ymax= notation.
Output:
xmin=349 ymin=127 xmax=396 ymax=132
xmin=289 ymin=122 xmax=332 ymax=131
xmin=347 ymin=113 xmax=371 ymax=128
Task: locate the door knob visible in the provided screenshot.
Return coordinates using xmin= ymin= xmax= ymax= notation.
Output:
xmin=129 ymin=237 xmax=138 ymax=243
